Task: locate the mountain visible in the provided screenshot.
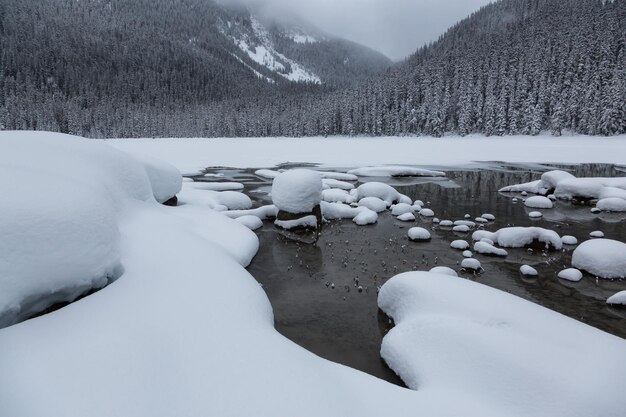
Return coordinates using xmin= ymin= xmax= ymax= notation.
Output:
xmin=205 ymin=0 xmax=626 ymax=138
xmin=0 ymin=0 xmax=390 ymax=136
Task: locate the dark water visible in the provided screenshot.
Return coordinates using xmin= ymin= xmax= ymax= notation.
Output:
xmin=200 ymin=163 xmax=626 ymax=386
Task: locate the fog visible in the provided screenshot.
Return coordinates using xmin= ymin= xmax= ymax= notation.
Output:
xmin=224 ymin=0 xmax=493 ymax=60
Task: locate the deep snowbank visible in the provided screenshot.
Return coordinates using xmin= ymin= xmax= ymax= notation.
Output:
xmin=378 ymin=272 xmax=626 ymax=417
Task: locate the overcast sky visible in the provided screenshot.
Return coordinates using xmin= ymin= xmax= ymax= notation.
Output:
xmin=230 ymin=0 xmax=493 ymax=61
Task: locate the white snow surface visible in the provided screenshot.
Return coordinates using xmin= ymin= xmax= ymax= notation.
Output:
xmin=419 ymin=208 xmax=435 ymax=217
xmin=108 ymin=135 xmax=626 ymax=176
xmin=429 ymin=266 xmax=458 ymax=277
xmin=450 ymin=240 xmax=470 ymax=250
xmin=272 ymin=169 xmax=322 ymax=214
xmin=524 ymin=196 xmax=553 ymax=209
xmin=408 ymin=227 xmax=431 ymax=241
xmin=561 ymin=235 xmax=578 ymax=245
xmin=191 ymin=181 xmax=244 ymax=191
xmin=397 ymin=212 xmax=416 ymax=222
xmin=558 ymin=268 xmax=583 ymax=282
xmin=358 ymin=197 xmax=388 ymax=212
xmin=353 ymin=209 xmax=378 ymax=225
xmin=322 ymin=178 xmax=354 ymax=190
xmin=596 ymin=197 xmax=626 ymax=212
xmin=348 ymin=165 xmax=445 ymax=177
xmin=473 ymin=227 xmax=562 ymax=250
xmin=391 ymin=203 xmax=414 ymax=216
xmin=275 ymin=215 xmax=318 ymax=230
xmin=520 ymin=265 xmax=538 ymax=276
xmin=378 ymin=272 xmax=626 ymax=417
xmin=461 ymin=258 xmax=482 ymax=270
xmin=572 ymin=239 xmax=626 ymax=279
xmin=236 ymin=215 xmax=264 ymax=231
xmin=607 ymin=291 xmax=626 ymax=305
xmin=355 ymin=182 xmax=402 ymax=204
xmin=474 ymin=241 xmax=508 ymax=257
xmin=322 ymin=188 xmax=355 ymax=204
xmin=528 ymin=211 xmax=543 ymax=218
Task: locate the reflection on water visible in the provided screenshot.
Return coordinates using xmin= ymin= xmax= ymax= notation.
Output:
xmin=201 ymin=163 xmax=626 ymax=385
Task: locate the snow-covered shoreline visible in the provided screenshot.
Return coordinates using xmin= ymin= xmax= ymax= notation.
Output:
xmin=107 ymin=134 xmax=626 ymax=174
xmin=2 ymin=131 xmax=626 ymax=417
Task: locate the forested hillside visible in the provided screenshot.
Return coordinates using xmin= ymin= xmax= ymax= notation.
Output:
xmin=1 ymin=0 xmax=624 ymax=138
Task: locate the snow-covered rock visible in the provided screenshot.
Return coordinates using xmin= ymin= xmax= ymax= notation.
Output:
xmin=378 ymin=272 xmax=626 ymax=417
xmin=528 ymin=211 xmax=543 ymax=219
xmin=561 ymin=235 xmax=578 ymax=245
xmin=212 ymin=191 xmax=253 ymax=210
xmin=481 ymin=213 xmax=495 ymax=221
xmin=419 ymin=208 xmax=435 ymax=217
xmin=463 ymin=250 xmax=473 ymax=258
xmin=272 ymin=169 xmax=322 ymax=214
xmin=439 ymin=220 xmax=454 ymax=227
xmin=452 ymin=225 xmax=470 ymax=233
xmin=454 ymin=220 xmax=476 ymax=228
xmin=322 ymin=188 xmax=355 ymax=204
xmin=275 ymin=215 xmax=318 ymax=230
xmin=235 ymin=215 xmax=264 ymax=231
xmin=520 ymin=265 xmax=538 ymax=276
xmin=319 ymin=171 xmax=358 ymax=181
xmin=500 ymin=179 xmax=547 ymax=195
xmin=396 ymin=212 xmax=416 ymax=222
xmin=224 ymin=205 xmax=278 ymax=220
xmin=474 ymin=241 xmax=508 ymax=257
xmin=450 ymin=240 xmax=470 ymax=250
xmin=472 ymin=227 xmax=562 ymax=250
xmin=558 ymin=268 xmax=583 ymax=282
xmin=191 ymin=182 xmax=244 ymax=191
xmin=255 ymin=168 xmax=281 ymax=179
xmin=358 ymin=197 xmax=388 ymax=212
xmin=353 ymin=209 xmax=378 ymax=226
xmin=355 ymin=182 xmax=401 ymax=204
xmin=348 ymin=166 xmax=445 ymax=177
xmin=322 ymin=178 xmax=354 ymax=190
xmin=461 ymin=258 xmax=482 ymax=271
xmin=607 ymin=291 xmax=626 ymax=305
xmin=524 ymin=196 xmax=553 ymax=209
xmin=590 ymin=230 xmax=605 ymax=238
xmin=408 ymin=227 xmax=431 ymax=241
xmin=596 ymin=197 xmax=626 ymax=212
xmin=391 ymin=203 xmax=414 ymax=216
xmin=429 ymin=266 xmax=458 ymax=277
xmin=572 ymin=239 xmax=626 ymax=279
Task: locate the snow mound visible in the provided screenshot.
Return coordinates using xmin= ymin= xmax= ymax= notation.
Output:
xmin=358 ymin=197 xmax=388 ymax=212
xmin=419 ymin=208 xmax=435 ymax=217
xmin=322 ymin=188 xmax=355 ymax=204
xmin=355 ymin=182 xmax=401 ymax=204
xmin=353 ymin=209 xmax=378 ymax=226
xmin=461 ymin=258 xmax=482 ymax=271
xmin=236 ymin=215 xmax=264 ymax=231
xmin=474 ymin=241 xmax=508 ymax=257
xmin=322 ymin=178 xmax=354 ymax=190
xmin=397 ymin=213 xmax=416 ymax=222
xmin=255 ymin=168 xmax=281 ymax=179
xmin=0 ymin=132 xmax=183 ymax=328
xmin=499 ymin=179 xmax=547 ymax=194
xmin=555 ymin=178 xmax=604 ymax=200
xmin=452 ymin=225 xmax=470 ymax=233
xmin=463 ymin=250 xmax=473 ymax=258
xmin=528 ymin=211 xmax=543 ymax=218
xmin=481 ymin=213 xmax=495 ymax=221
xmin=191 ymin=182 xmax=244 ymax=191
xmin=272 ymin=169 xmax=322 ymax=214
xmin=319 ymin=171 xmax=358 ymax=181
xmin=561 ymin=235 xmax=578 ymax=245
xmin=348 ymin=166 xmax=445 ymax=178
xmin=572 ymin=239 xmax=626 ymax=279
xmin=429 ymin=266 xmax=458 ymax=277
xmin=453 ymin=220 xmax=476 ymax=228
xmin=450 ymin=240 xmax=470 ymax=250
xmin=408 ymin=227 xmax=431 ymax=241
xmin=596 ymin=198 xmax=626 ymax=212
xmin=607 ymin=291 xmax=626 ymax=305
xmin=439 ymin=220 xmax=454 ymax=227
xmin=520 ymin=265 xmax=538 ymax=276
xmin=378 ymin=272 xmax=626 ymax=417
xmin=524 ymin=196 xmax=553 ymax=209
xmin=224 ymin=205 xmax=278 ymax=220
xmin=558 ymin=268 xmax=583 ymax=282
xmin=275 ymin=215 xmax=318 ymax=230
xmin=472 ymin=227 xmax=562 ymax=250
xmin=590 ymin=230 xmax=605 ymax=238
xmin=391 ymin=203 xmax=414 ymax=216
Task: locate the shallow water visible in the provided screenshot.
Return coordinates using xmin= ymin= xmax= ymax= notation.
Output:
xmin=200 ymin=163 xmax=626 ymax=386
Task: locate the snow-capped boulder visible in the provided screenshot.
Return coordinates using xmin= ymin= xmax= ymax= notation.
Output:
xmin=561 ymin=235 xmax=578 ymax=245
xmin=474 ymin=241 xmax=508 ymax=257
xmin=607 ymin=291 xmax=626 ymax=305
xmin=590 ymin=230 xmax=605 ymax=238
xmin=419 ymin=208 xmax=435 ymax=217
xmin=596 ymin=198 xmax=626 ymax=212
xmin=355 ymin=182 xmax=401 ymax=204
xmin=348 ymin=166 xmax=445 ymax=177
xmin=520 ymin=265 xmax=538 ymax=276
xmin=450 ymin=240 xmax=470 ymax=250
xmin=429 ymin=266 xmax=458 ymax=277
xmin=353 ymin=209 xmax=378 ymax=225
xmin=397 ymin=212 xmax=416 ymax=222
xmin=408 ymin=227 xmax=431 ymax=241
xmin=391 ymin=203 xmax=414 ymax=216
xmin=524 ymin=196 xmax=553 ymax=209
xmin=235 ymin=215 xmax=264 ymax=231
xmin=558 ymin=268 xmax=583 ymax=282
xmin=322 ymin=188 xmax=355 ymax=204
xmin=358 ymin=197 xmax=388 ymax=212
xmin=528 ymin=211 xmax=543 ymax=218
xmin=461 ymin=258 xmax=482 ymax=271
xmin=272 ymin=169 xmax=322 ymax=214
xmin=472 ymin=227 xmax=562 ymax=250
xmin=572 ymin=239 xmax=626 ymax=279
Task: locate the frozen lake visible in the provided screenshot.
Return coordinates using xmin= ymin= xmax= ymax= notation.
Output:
xmin=194 ymin=163 xmax=626 ymax=384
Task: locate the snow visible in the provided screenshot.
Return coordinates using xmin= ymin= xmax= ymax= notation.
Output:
xmin=179 ymin=185 xmax=252 ymax=210
xmin=481 ymin=213 xmax=495 ymax=221
xmin=607 ymin=291 xmax=626 ymax=305
xmin=348 ymin=166 xmax=445 ymax=177
xmin=108 ymin=135 xmax=626 ymax=173
xmin=322 ymin=178 xmax=354 ymax=190
xmin=473 ymin=241 xmax=508 ymax=257
xmin=319 ymin=171 xmax=358 ymax=181
xmin=499 ymin=179 xmax=546 ymax=194
xmin=378 ymin=272 xmax=626 ymax=417
xmin=461 ymin=258 xmax=482 ymax=271
xmin=353 ymin=209 xmax=378 ymax=226
xmin=528 ymin=211 xmax=543 ymax=218
xmin=255 ymin=169 xmax=281 ymax=179
xmin=408 ymin=227 xmax=431 ymax=241
xmin=391 ymin=203 xmax=414 ymax=216
xmin=558 ymin=268 xmax=583 ymax=282
xmin=419 ymin=208 xmax=435 ymax=217
xmin=472 ymin=227 xmax=562 ymax=250
xmin=397 ymin=212 xmax=416 ymax=222
xmin=452 ymin=225 xmax=470 ymax=233
xmin=523 ymin=196 xmax=553 ymax=209
xmin=275 ymin=215 xmax=318 ymax=230
xmin=555 ymin=178 xmax=604 ymax=199
xmin=571 ymin=239 xmax=626 ymax=279
xmin=224 ymin=205 xmax=278 ymax=220
xmin=355 ymin=182 xmax=402 ymax=204
xmin=236 ymin=215 xmax=264 ymax=231
xmin=450 ymin=240 xmax=470 ymax=250
xmin=429 ymin=266 xmax=458 ymax=277
xmin=462 ymin=250 xmax=473 ymax=258
xmin=439 ymin=220 xmax=454 ymax=227
xmin=322 ymin=188 xmax=355 ymax=204
xmin=596 ymin=197 xmax=626 ymax=212
xmin=453 ymin=220 xmax=475 ymax=227
xmin=272 ymin=169 xmax=322 ymax=214
xmin=0 ymin=132 xmax=176 ymax=328
xmin=191 ymin=181 xmax=244 ymax=191
xmin=358 ymin=197 xmax=388 ymax=212
xmin=590 ymin=230 xmax=605 ymax=238
xmin=520 ymin=265 xmax=538 ymax=276
xmin=561 ymin=235 xmax=578 ymax=245
xmin=541 ymin=170 xmax=576 ymax=189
